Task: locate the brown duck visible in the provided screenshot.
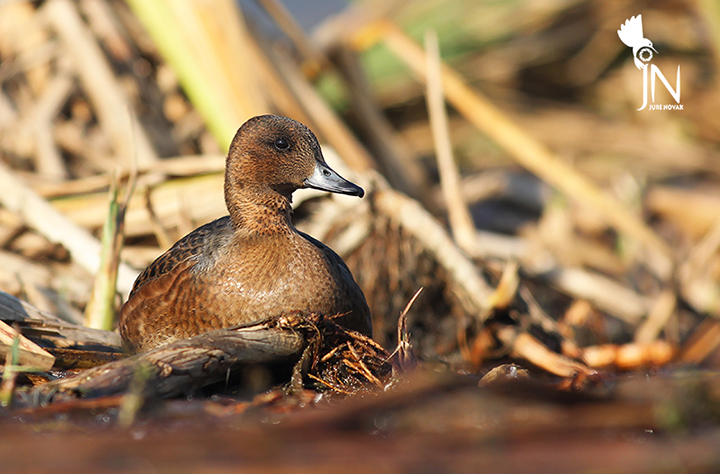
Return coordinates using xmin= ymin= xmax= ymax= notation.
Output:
xmin=119 ymin=115 xmax=371 ymax=352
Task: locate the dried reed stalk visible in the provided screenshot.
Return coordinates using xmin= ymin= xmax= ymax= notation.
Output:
xmin=378 ymin=21 xmax=673 ymax=278
xmin=44 ymin=0 xmax=159 ymax=167
xmin=125 ymin=0 xmax=267 ymax=149
xmin=0 ymin=319 xmax=55 ymax=371
xmin=267 ymin=46 xmax=376 ymax=173
xmin=424 ymin=30 xmax=477 ymax=255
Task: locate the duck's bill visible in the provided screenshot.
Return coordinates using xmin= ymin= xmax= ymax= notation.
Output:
xmin=304 ymin=161 xmax=364 ymax=198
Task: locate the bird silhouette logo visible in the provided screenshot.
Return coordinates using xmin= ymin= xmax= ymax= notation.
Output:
xmin=618 ymin=15 xmax=657 ymax=69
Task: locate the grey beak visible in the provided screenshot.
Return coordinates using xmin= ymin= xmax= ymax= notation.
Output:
xmin=304 ymin=161 xmax=364 ymax=198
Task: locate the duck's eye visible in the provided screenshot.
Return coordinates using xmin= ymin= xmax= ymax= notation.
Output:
xmin=274 ymin=138 xmax=289 ymax=150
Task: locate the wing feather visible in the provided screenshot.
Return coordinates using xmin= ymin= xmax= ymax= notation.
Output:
xmin=128 ymin=216 xmax=233 ymax=298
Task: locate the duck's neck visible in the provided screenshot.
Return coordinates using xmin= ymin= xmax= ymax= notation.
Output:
xmin=225 ymin=184 xmax=294 ymax=235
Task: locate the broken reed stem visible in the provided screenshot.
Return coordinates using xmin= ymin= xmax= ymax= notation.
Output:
xmin=84 ymin=170 xmax=136 ymax=330
xmin=676 ymin=215 xmax=720 ymax=315
xmin=1 ymin=290 xmax=122 ymax=349
xmin=495 ymin=326 xmax=593 ymax=378
xmin=0 ymin=319 xmax=55 ymax=371
xmin=681 ymin=214 xmax=720 ymax=283
xmin=680 ymin=319 xmax=720 ymax=364
xmin=333 ymin=46 xmax=427 ymax=204
xmin=487 ymin=261 xmax=520 ymax=310
xmin=424 ymin=30 xmax=477 ymax=255
xmin=0 ymin=334 xmax=21 ymax=408
xmin=378 ymin=21 xmax=673 ymax=279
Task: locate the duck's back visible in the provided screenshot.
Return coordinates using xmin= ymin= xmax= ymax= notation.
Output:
xmin=119 ymin=216 xmax=371 ymax=352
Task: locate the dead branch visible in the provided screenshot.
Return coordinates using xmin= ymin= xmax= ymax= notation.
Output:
xmin=26 ymin=319 xmax=306 ymax=403
xmin=18 ymin=312 xmax=395 ymax=405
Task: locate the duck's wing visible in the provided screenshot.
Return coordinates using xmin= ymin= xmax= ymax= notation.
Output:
xmin=128 ymin=216 xmax=233 ymax=298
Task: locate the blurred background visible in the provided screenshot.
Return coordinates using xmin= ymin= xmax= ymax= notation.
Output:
xmin=1 ymin=0 xmax=720 ymax=375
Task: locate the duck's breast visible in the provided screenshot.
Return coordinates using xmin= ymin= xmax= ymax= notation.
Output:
xmin=210 ymin=231 xmax=370 ymax=334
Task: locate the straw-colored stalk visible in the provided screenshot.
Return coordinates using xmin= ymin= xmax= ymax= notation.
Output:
xmin=125 ymin=0 xmax=267 ymax=150
xmin=424 ymin=29 xmax=477 ymax=255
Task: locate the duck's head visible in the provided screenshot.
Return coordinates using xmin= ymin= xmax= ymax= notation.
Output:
xmin=226 ymin=115 xmax=364 ymax=200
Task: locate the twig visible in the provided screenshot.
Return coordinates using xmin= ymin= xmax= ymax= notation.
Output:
xmin=681 ymin=215 xmax=720 ymax=282
xmin=633 ymin=288 xmax=677 ymax=344
xmin=29 ymin=63 xmax=74 ymax=180
xmin=332 ymin=45 xmax=428 ymax=204
xmin=487 ymin=260 xmax=520 ymax=310
xmin=519 ymin=285 xmax=582 ymax=360
xmin=495 ymin=326 xmax=594 ymax=378
xmin=680 ymin=319 xmax=720 ymax=364
xmin=389 ymin=287 xmax=422 ymax=371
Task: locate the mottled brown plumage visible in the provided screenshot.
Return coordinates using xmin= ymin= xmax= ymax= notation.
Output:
xmin=119 ymin=115 xmax=371 ymax=352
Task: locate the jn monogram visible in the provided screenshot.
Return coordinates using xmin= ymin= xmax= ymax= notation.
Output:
xmin=618 ymin=15 xmax=682 ymax=111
